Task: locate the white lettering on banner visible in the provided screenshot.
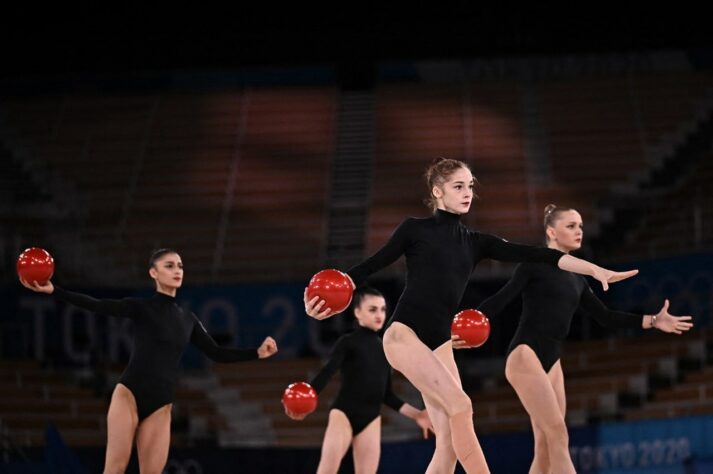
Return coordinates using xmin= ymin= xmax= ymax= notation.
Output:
xmin=19 ymin=297 xmax=55 ymax=360
xmin=62 ymin=307 xmax=95 ymax=364
xmin=107 ymin=317 xmax=133 ymax=362
xmin=621 ymin=442 xmax=636 ymax=468
xmin=262 ymin=296 xmax=296 ymax=357
xmin=163 ymin=458 xmax=203 ymax=474
xmin=579 ymin=446 xmax=594 ymax=471
xmin=571 ymin=437 xmax=691 ymax=471
xmin=596 ymin=446 xmax=607 ymax=469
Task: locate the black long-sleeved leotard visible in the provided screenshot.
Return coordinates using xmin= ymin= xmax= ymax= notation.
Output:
xmin=310 ymin=326 xmax=404 ymax=434
xmin=346 ymin=209 xmax=563 ymax=349
xmin=53 ymin=287 xmax=258 ymax=420
xmin=478 ymin=262 xmax=642 ymax=371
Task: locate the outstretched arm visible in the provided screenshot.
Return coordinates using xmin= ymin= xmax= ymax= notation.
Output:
xmin=579 ymin=290 xmax=693 ymax=334
xmin=558 ymin=254 xmax=638 ymax=291
xmin=309 ymin=337 xmax=348 ymax=393
xmin=642 ymin=299 xmax=693 ymax=334
xmin=285 ymin=337 xmax=348 ymax=420
xmin=305 ymin=220 xmax=412 ymax=320
xmin=578 ymin=286 xmax=644 ymax=329
xmin=478 ymin=264 xmax=530 ymax=319
xmin=453 ymin=264 xmax=531 ymax=349
xmin=190 ymin=318 xmax=276 ymax=362
xmin=476 ymin=233 xmax=638 ymax=291
xmin=21 ymin=278 xmax=137 ymax=319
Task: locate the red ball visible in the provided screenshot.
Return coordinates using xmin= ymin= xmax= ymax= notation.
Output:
xmin=282 ymin=382 xmax=318 ymax=416
xmin=451 ymin=309 xmax=490 ymax=348
xmin=17 ymin=247 xmax=55 ymax=286
xmin=306 ymin=269 xmax=353 ymax=314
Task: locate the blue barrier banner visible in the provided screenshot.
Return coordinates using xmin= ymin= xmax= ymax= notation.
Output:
xmin=569 ymin=415 xmax=713 ymax=473
xmin=2 ymin=283 xmax=312 ymax=365
xmin=12 ymin=416 xmax=713 ymax=473
xmin=606 ymin=253 xmax=713 ymax=327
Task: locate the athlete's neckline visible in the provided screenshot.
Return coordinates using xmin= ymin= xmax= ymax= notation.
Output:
xmin=434 ymin=208 xmax=462 ymax=223
xmin=356 ymin=325 xmax=379 ymax=334
xmin=154 ymin=291 xmax=177 ymax=302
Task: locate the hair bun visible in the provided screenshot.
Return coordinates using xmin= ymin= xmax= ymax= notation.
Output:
xmin=544 ymin=204 xmax=557 ymax=216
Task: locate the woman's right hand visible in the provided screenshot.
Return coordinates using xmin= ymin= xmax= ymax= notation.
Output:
xmin=303 ymin=288 xmax=334 ymax=320
xmin=19 ymin=278 xmax=54 ymax=294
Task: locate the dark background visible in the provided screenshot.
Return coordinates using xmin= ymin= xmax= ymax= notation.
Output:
xmin=1 ymin=6 xmax=710 ymax=79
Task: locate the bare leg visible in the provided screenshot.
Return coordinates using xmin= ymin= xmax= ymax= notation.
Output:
xmin=423 ymin=341 xmax=462 ymax=473
xmin=506 ymin=346 xmax=575 ymax=474
xmin=316 ymin=409 xmax=353 ymax=474
xmin=383 ymin=322 xmax=488 ymax=474
xmin=135 ymin=403 xmax=172 ymax=474
xmin=104 ymin=384 xmax=139 ymax=474
xmin=529 ymin=420 xmax=549 ymax=474
xmin=351 ymin=416 xmax=381 ymax=474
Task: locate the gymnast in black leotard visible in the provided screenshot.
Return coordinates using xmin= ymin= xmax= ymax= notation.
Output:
xmin=310 ymin=325 xmax=405 ymax=435
xmin=306 ymin=159 xmax=639 ymax=473
xmin=456 ymin=204 xmax=693 ymax=474
xmin=288 ymin=287 xmax=431 ymax=474
xmin=479 ymin=261 xmax=644 ymax=371
xmin=345 ymin=209 xmax=563 ymax=350
xmin=21 ymin=248 xmax=278 ymax=474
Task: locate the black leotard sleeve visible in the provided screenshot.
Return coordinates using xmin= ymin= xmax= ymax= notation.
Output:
xmin=347 ymin=219 xmax=414 ymax=286
xmin=309 ymin=335 xmax=348 ymax=393
xmin=578 ymin=285 xmax=643 ymax=329
xmin=189 ymin=317 xmax=259 ymax=362
xmin=53 ymin=286 xmax=138 ymax=319
xmin=477 ymin=264 xmax=531 ymax=318
xmin=475 ymin=233 xmax=563 ymax=265
xmin=382 ymin=371 xmax=405 ymax=412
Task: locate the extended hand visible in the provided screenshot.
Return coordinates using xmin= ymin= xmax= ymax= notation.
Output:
xmin=652 ymin=300 xmax=693 ymax=335
xmin=19 ymin=278 xmax=54 ymax=294
xmin=257 ymin=337 xmax=278 ymax=358
xmin=591 ymin=268 xmax=638 ymax=291
xmin=415 ymin=410 xmax=434 ymax=439
xmin=451 ymin=334 xmax=468 ymax=350
xmin=304 ymin=288 xmax=334 ymax=320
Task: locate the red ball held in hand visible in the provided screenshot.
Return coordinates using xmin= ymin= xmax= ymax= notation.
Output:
xmin=451 ymin=309 xmax=490 ymax=348
xmin=307 ymin=269 xmax=353 ymax=314
xmin=282 ymin=382 xmax=318 ymax=416
xmin=17 ymin=247 xmax=55 ymax=286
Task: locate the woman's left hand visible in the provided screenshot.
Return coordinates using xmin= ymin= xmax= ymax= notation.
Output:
xmin=652 ymin=300 xmax=693 ymax=335
xmin=451 ymin=334 xmax=469 ymax=350
xmin=414 ymin=409 xmax=434 ymax=439
xmin=257 ymin=337 xmax=278 ymax=358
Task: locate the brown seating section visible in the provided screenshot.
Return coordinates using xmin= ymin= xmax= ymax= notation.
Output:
xmin=1 ymin=87 xmax=337 ymax=284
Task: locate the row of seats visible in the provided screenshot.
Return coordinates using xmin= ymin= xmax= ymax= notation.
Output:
xmin=0 ymin=360 xmax=223 ymax=448
xmin=1 ymin=325 xmax=710 ymax=448
xmin=608 ymin=152 xmax=713 ymax=261
xmin=1 ymin=72 xmax=711 ymax=284
xmin=1 ymin=89 xmax=336 ymax=285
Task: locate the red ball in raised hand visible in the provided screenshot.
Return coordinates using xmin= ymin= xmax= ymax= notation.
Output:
xmin=307 ymin=269 xmax=353 ymax=314
xmin=17 ymin=247 xmax=55 ymax=286
xmin=282 ymin=382 xmax=318 ymax=416
xmin=451 ymin=309 xmax=490 ymax=348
